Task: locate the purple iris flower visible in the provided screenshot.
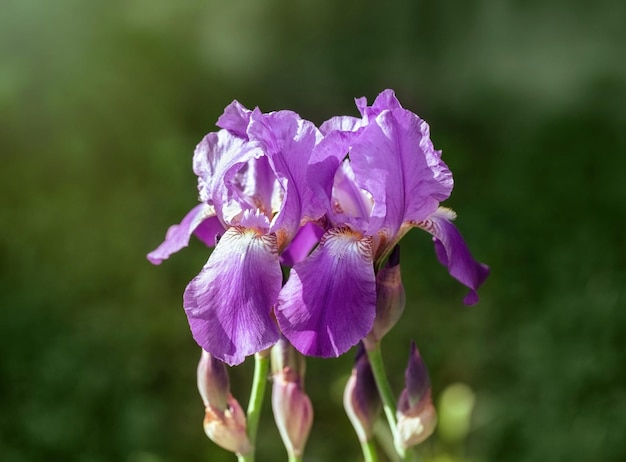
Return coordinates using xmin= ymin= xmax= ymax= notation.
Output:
xmin=275 ymin=90 xmax=489 ymax=358
xmin=147 ymin=101 xmax=323 ymax=365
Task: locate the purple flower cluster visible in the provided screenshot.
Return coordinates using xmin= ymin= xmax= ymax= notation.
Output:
xmin=148 ymin=90 xmax=489 ymax=366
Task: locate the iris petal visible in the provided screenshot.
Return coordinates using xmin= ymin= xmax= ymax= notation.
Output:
xmin=215 ymin=100 xmax=252 ymax=138
xmin=147 ymin=203 xmax=220 ymax=265
xmin=276 ymin=227 xmax=376 ymax=357
xmin=350 ymin=108 xmax=453 ymax=238
xmin=416 ymin=208 xmax=489 ymax=305
xmin=280 ymin=222 xmax=324 ymax=267
xmin=184 ymin=226 xmax=282 ymax=366
xmin=247 ymin=109 xmax=324 ymax=240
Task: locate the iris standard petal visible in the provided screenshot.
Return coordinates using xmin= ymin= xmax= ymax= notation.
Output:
xmin=319 ymin=115 xmax=363 ymax=135
xmin=216 ymin=100 xmax=252 ymax=139
xmin=247 ymin=109 xmax=323 ymax=241
xmin=183 ymin=226 xmax=282 ymax=366
xmin=350 ymin=108 xmax=453 ymax=238
xmin=357 ymin=89 xmax=403 ymax=118
xmin=193 ymin=129 xmax=258 ymax=212
xmin=276 ymin=227 xmax=376 ymax=357
xmin=147 ymin=203 xmax=218 ymax=265
xmin=416 ymin=208 xmax=489 ymax=305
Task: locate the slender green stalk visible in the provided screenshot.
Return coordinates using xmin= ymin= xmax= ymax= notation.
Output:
xmin=365 ymin=343 xmax=406 ymax=460
xmin=288 ymin=455 xmax=302 ymax=462
xmin=237 ymin=352 xmax=270 ymax=462
xmin=361 ymin=439 xmax=379 ymax=462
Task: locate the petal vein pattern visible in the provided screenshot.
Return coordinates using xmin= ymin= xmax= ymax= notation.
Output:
xmin=276 ymin=227 xmax=376 ymax=357
xmin=184 ymin=227 xmax=282 ymax=366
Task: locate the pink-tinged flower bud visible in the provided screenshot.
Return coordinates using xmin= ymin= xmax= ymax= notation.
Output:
xmin=395 ymin=341 xmax=437 ymax=449
xmin=197 ymin=350 xmax=251 ymax=455
xmin=365 ymin=246 xmax=405 ymax=348
xmin=343 ymin=344 xmax=381 ymax=443
xmin=271 ymin=338 xmax=313 ymax=458
xmin=197 ymin=349 xmax=230 ymax=412
xmin=271 ymin=336 xmax=305 ymax=381
xmin=203 ymin=394 xmax=251 ymax=456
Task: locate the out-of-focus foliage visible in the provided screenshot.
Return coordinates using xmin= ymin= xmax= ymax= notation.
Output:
xmin=1 ymin=1 xmax=625 ymax=461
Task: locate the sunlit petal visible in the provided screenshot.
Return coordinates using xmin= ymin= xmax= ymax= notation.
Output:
xmin=416 ymin=207 xmax=489 ymax=305
xmin=147 ymin=203 xmax=220 ymax=265
xmin=184 ymin=227 xmax=282 ymax=365
xmin=276 ymin=227 xmax=376 ymax=357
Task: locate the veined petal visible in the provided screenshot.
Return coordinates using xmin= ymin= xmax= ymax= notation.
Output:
xmin=416 ymin=207 xmax=489 ymax=305
xmin=320 ymin=115 xmax=363 ymax=135
xmin=216 ymin=100 xmax=252 ymax=138
xmin=147 ymin=203 xmax=219 ymax=265
xmin=357 ymin=89 xmax=403 ymax=118
xmin=193 ymin=129 xmax=259 ymax=213
xmin=247 ymin=109 xmax=323 ymax=241
xmin=184 ymin=227 xmax=282 ymax=366
xmin=350 ymin=108 xmax=453 ymax=238
xmin=276 ymin=227 xmax=376 ymax=357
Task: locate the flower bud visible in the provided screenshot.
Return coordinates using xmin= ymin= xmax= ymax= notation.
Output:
xmin=197 ymin=349 xmax=251 ymax=455
xmin=271 ymin=338 xmax=313 ymax=458
xmin=197 ymin=349 xmax=230 ymax=412
xmin=271 ymin=336 xmax=305 ymax=381
xmin=203 ymin=395 xmax=251 ymax=455
xmin=395 ymin=341 xmax=437 ymax=449
xmin=343 ymin=344 xmax=381 ymax=443
xmin=365 ymin=245 xmax=405 ymax=348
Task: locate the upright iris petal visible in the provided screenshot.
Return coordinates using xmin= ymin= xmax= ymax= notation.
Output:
xmin=348 ymin=92 xmax=453 ymax=250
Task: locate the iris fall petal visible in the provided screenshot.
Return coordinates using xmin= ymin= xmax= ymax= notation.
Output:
xmin=276 ymin=227 xmax=376 ymax=357
xmin=417 ymin=208 xmax=489 ymax=305
xmin=184 ymin=226 xmax=282 ymax=365
xmin=147 ymin=203 xmax=219 ymax=265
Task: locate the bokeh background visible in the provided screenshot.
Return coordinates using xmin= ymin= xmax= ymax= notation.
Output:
xmin=2 ymin=1 xmax=625 ymax=461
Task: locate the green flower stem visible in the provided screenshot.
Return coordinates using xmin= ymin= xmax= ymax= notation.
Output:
xmin=288 ymin=455 xmax=302 ymax=462
xmin=237 ymin=352 xmax=270 ymax=462
xmin=361 ymin=439 xmax=379 ymax=462
xmin=365 ymin=342 xmax=406 ymax=460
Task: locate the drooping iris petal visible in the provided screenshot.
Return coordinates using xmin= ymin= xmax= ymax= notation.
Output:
xmin=280 ymin=222 xmax=324 ymax=267
xmin=276 ymin=227 xmax=376 ymax=357
xmin=416 ymin=207 xmax=490 ymax=305
xmin=148 ymin=203 xmax=220 ymax=265
xmin=194 ymin=214 xmax=227 ymax=248
xmin=183 ymin=226 xmax=282 ymax=366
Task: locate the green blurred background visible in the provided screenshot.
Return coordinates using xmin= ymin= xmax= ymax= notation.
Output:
xmin=2 ymin=1 xmax=625 ymax=461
